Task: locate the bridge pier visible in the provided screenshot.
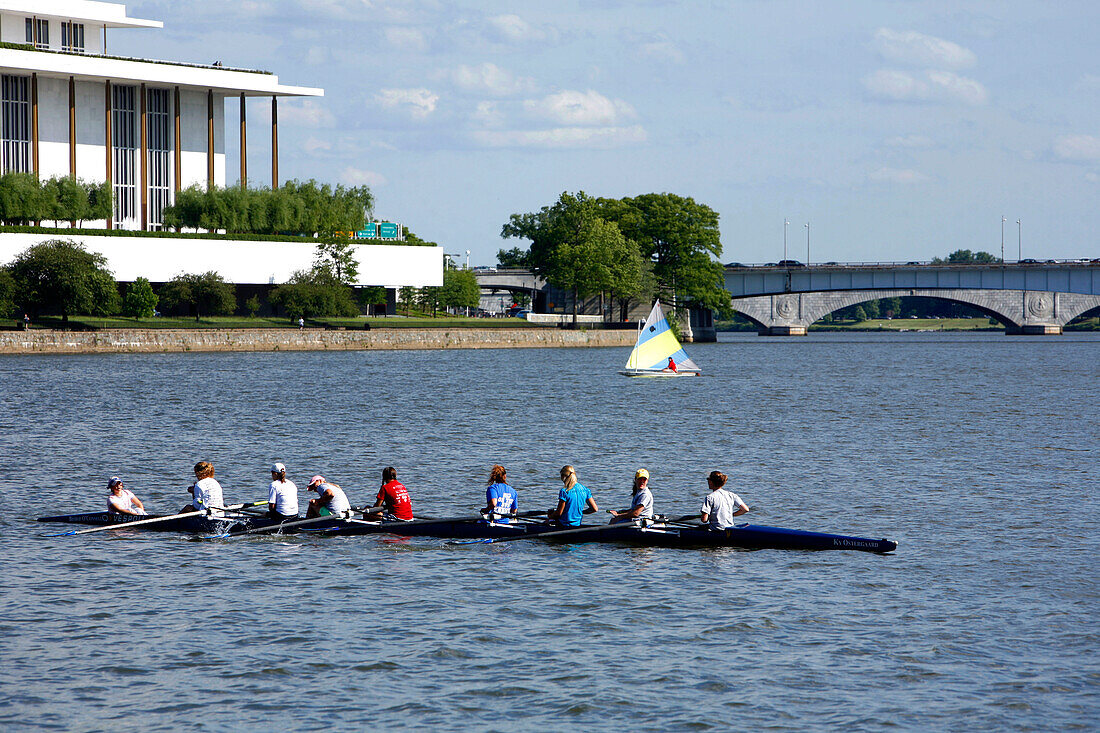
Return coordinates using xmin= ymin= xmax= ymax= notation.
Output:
xmin=1006 ymin=324 xmax=1063 ymax=335
xmin=761 ymin=325 xmax=807 ymax=336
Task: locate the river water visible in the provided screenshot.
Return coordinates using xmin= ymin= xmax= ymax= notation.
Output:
xmin=1 ymin=332 xmax=1097 ymax=731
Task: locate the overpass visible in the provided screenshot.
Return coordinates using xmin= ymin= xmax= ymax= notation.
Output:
xmin=725 ymin=260 xmax=1100 ymax=335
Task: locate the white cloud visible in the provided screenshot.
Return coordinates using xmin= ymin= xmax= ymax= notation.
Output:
xmin=279 ymin=99 xmax=335 ymax=127
xmin=488 ymin=14 xmax=545 ymax=42
xmin=1053 ymin=134 xmax=1100 ymax=161
xmin=303 ymin=137 xmax=332 ymax=153
xmin=524 ymin=90 xmax=635 ymax=126
xmin=385 ymin=26 xmax=429 ymax=52
xmin=453 ymin=63 xmax=535 ymax=96
xmin=873 ymin=28 xmax=976 ymax=69
xmin=470 ymin=125 xmax=647 ymax=149
xmin=340 ymin=166 xmax=387 ymax=186
xmin=868 ymin=167 xmax=929 ymax=184
xmin=472 ymin=101 xmax=504 ymax=127
xmin=1085 ymin=172 xmax=1100 ymax=183
xmin=863 ymin=69 xmax=988 ymax=105
xmin=374 ymin=88 xmax=439 ymax=119
xmin=639 ymin=40 xmax=684 ymax=64
xmin=885 ymin=134 xmax=934 ymax=148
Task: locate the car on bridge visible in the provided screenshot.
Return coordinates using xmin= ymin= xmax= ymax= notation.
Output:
xmin=777 ymin=259 xmax=805 ymax=267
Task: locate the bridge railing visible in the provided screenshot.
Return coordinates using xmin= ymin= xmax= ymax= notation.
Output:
xmin=725 ymin=259 xmax=1099 ymax=269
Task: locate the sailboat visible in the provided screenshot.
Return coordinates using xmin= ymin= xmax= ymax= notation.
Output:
xmin=620 ymin=300 xmax=702 ymax=377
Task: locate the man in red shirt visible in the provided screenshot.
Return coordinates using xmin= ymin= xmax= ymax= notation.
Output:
xmin=374 ymin=466 xmax=414 ymax=521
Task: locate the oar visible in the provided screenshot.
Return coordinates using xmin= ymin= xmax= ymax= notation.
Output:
xmin=219 ymin=511 xmax=354 ymax=537
xmin=449 ymin=518 xmax=643 ymax=545
xmin=47 ymin=501 xmax=268 ymax=537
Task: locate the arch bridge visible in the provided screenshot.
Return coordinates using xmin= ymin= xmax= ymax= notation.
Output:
xmin=725 ymin=261 xmax=1100 ymax=335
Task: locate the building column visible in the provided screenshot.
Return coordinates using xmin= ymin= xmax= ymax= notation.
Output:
xmin=105 ymin=80 xmax=113 ymax=230
xmin=68 ymin=76 xmax=76 ymax=177
xmin=140 ymin=83 xmax=148 ymax=230
xmin=271 ymin=96 xmax=278 ymax=189
xmin=31 ymin=73 xmax=39 ymax=178
xmin=239 ymin=93 xmax=247 ymax=188
xmin=173 ymin=86 xmax=181 ymax=194
xmin=206 ymin=89 xmax=214 ymax=189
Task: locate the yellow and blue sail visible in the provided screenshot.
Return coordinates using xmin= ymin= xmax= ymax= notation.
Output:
xmin=625 ymin=301 xmax=700 ymax=372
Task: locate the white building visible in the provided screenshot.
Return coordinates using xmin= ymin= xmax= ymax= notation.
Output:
xmin=0 ymin=1 xmax=442 ymax=288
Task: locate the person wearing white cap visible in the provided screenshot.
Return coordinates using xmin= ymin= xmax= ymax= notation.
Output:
xmin=107 ymin=477 xmax=147 ymax=516
xmin=608 ymin=468 xmax=654 ymax=524
xmin=305 ymin=475 xmax=351 ymax=518
xmin=267 ymin=463 xmax=299 ymax=521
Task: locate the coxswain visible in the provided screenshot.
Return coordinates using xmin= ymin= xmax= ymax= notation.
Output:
xmin=186 ymin=461 xmax=225 ymax=516
xmin=267 ymin=462 xmax=299 ymax=521
xmin=306 ymin=475 xmax=351 ymax=518
xmin=548 ymin=465 xmax=598 ymax=526
xmin=608 ymin=468 xmax=653 ymax=524
xmin=481 ymin=464 xmax=517 ymax=522
xmin=667 ymin=356 xmax=677 ymax=373
xmin=699 ymin=470 xmax=749 ymax=529
xmin=373 ymin=466 xmax=413 ymax=520
xmin=107 ymin=477 xmax=146 ymax=515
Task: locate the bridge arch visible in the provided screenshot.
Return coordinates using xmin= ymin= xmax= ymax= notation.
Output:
xmin=729 ymin=288 xmax=1100 ymax=335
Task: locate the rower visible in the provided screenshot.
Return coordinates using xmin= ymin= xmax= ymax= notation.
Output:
xmin=608 ymin=468 xmax=653 ymax=524
xmin=267 ymin=462 xmax=299 ymax=521
xmin=373 ymin=466 xmax=413 ymax=521
xmin=306 ymin=475 xmax=351 ymax=518
xmin=548 ymin=465 xmax=598 ymax=526
xmin=186 ymin=461 xmax=225 ymax=516
xmin=481 ymin=464 xmax=517 ymax=522
xmin=107 ymin=477 xmax=146 ymax=516
xmin=699 ymin=470 xmax=749 ymax=529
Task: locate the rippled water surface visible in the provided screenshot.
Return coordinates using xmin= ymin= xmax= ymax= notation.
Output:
xmin=1 ymin=332 xmax=1097 ymax=731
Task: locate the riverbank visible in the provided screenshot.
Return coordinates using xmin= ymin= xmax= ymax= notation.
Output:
xmin=0 ymin=327 xmax=637 ymax=355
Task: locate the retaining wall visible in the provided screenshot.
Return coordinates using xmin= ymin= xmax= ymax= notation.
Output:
xmin=0 ymin=328 xmax=637 ymax=355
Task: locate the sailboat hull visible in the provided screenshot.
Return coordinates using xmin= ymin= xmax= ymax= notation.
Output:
xmin=619 ymin=368 xmax=701 ymax=377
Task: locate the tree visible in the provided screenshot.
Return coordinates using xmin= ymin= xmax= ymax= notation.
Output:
xmin=244 ymin=294 xmax=261 ymax=318
xmin=439 ymin=268 xmax=480 ymax=313
xmin=358 ymin=286 xmax=387 ymax=316
xmin=497 ymin=246 xmax=531 ymax=268
xmin=851 ymin=305 xmax=868 ymax=322
xmin=417 ymin=285 xmax=442 ymax=316
xmin=159 ymin=271 xmax=236 ymax=320
xmin=0 ymin=172 xmax=50 ymax=225
xmin=546 ymin=216 xmax=630 ymax=324
xmin=48 ymin=177 xmax=89 ymax=226
xmin=398 ymin=285 xmax=417 ymax=316
xmin=269 ymin=269 xmax=359 ymax=319
xmin=122 ymin=277 xmax=158 ymax=318
xmin=6 ymin=239 xmax=118 ymax=322
xmin=0 ymin=268 xmax=16 ymax=319
xmin=313 ymin=233 xmax=359 ymax=284
xmin=934 ymin=249 xmax=998 ymax=264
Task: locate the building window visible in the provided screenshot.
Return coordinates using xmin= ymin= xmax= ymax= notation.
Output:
xmin=25 ymin=18 xmax=50 ymax=49
xmin=112 ymin=85 xmax=137 ymax=226
xmin=146 ymin=88 xmax=171 ymax=230
xmin=1 ymin=75 xmax=30 ymax=173
xmin=61 ymin=22 xmax=85 ymax=53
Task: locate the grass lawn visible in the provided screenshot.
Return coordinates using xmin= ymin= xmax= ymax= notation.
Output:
xmin=4 ymin=314 xmax=547 ymax=330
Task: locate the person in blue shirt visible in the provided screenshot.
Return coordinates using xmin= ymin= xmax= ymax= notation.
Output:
xmin=548 ymin=465 xmax=598 ymax=526
xmin=482 ymin=464 xmax=518 ymax=522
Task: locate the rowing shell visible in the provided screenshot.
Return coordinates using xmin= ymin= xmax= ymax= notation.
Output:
xmin=38 ymin=512 xmax=897 ymax=553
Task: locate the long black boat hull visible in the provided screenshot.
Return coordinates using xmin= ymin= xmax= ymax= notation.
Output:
xmin=38 ymin=513 xmax=897 ymax=553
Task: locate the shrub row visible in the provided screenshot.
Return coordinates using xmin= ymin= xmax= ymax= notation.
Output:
xmin=0 ymin=173 xmax=112 ymax=225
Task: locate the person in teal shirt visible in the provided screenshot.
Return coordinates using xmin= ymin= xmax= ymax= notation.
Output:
xmin=548 ymin=465 xmax=599 ymax=526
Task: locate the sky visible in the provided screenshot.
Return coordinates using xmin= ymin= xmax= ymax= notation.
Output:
xmin=123 ymin=0 xmax=1100 ymax=265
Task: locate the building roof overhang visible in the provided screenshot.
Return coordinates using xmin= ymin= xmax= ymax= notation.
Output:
xmin=0 ymin=0 xmax=161 ymax=29
xmin=0 ymin=47 xmax=322 ymax=96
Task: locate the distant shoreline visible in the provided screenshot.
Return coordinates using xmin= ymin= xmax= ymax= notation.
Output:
xmin=0 ymin=327 xmax=637 ymax=355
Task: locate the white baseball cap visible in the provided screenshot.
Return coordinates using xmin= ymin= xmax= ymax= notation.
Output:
xmin=271 ymin=462 xmax=285 ymax=473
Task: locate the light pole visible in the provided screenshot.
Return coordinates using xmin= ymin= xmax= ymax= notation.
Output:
xmin=1017 ymin=219 xmax=1021 ymax=261
xmin=804 ymin=222 xmax=810 ymax=265
xmin=1001 ymin=216 xmax=1006 ymax=263
xmin=465 ymin=249 xmax=471 ymax=270
xmin=783 ymin=219 xmax=789 ymax=261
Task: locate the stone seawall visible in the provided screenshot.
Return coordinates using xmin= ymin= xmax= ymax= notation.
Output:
xmin=0 ymin=328 xmax=637 ymax=355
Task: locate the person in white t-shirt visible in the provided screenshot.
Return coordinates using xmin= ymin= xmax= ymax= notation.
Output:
xmin=609 ymin=468 xmax=654 ymax=524
xmin=187 ymin=461 xmax=225 ymax=516
xmin=700 ymin=470 xmax=749 ymax=529
xmin=107 ymin=476 xmax=146 ymax=515
xmin=267 ymin=462 xmax=299 ymax=520
xmin=306 ymin=475 xmax=351 ymax=518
